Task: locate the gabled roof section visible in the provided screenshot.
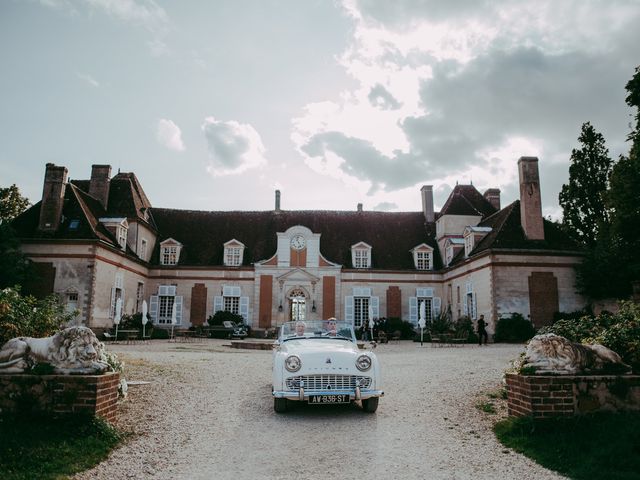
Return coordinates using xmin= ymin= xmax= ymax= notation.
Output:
xmin=447 ymin=200 xmax=580 ymax=266
xmin=438 ymin=184 xmax=497 ymax=218
xmin=149 ymin=209 xmax=441 ymax=269
xmin=71 ymin=172 xmax=154 ymax=228
xmin=12 ymin=182 xmax=117 ymax=247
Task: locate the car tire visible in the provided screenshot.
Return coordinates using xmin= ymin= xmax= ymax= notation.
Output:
xmin=274 ymin=398 xmax=288 ymax=413
xmin=361 ymin=397 xmax=379 ymax=413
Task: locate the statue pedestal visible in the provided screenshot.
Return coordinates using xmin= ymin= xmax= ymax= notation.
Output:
xmin=0 ymin=372 xmax=120 ymax=423
xmin=506 ymin=373 xmax=640 ymax=419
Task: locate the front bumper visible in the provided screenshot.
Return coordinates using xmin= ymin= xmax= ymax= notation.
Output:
xmin=273 ymin=388 xmax=384 ymax=401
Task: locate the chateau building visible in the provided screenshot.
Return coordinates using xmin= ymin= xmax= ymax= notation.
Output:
xmin=12 ymin=157 xmax=585 ymax=336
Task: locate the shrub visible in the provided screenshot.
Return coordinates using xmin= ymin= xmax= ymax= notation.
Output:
xmin=119 ymin=312 xmax=153 ymax=336
xmin=0 ymin=287 xmax=75 ymax=345
xmin=207 ymin=310 xmax=244 ymax=326
xmin=430 ymin=312 xmax=453 ymax=334
xmin=540 ymin=301 xmax=640 ymax=372
xmin=494 ymin=313 xmax=536 ymax=343
xmin=150 ymin=328 xmax=170 ymax=339
xmin=453 ymin=315 xmax=477 ymax=343
xmin=382 ymin=317 xmax=416 ymax=339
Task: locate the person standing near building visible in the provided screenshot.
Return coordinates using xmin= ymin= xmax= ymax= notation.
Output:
xmin=477 ymin=314 xmax=488 ymax=345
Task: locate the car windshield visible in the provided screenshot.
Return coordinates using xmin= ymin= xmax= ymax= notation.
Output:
xmin=279 ymin=320 xmax=356 ymax=342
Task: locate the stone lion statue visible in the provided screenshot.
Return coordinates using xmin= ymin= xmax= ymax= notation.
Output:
xmin=520 ymin=333 xmax=631 ymax=375
xmin=0 ymin=326 xmax=110 ymax=375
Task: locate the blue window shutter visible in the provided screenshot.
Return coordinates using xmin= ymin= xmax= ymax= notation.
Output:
xmin=213 ymin=296 xmax=223 ymax=313
xmin=175 ymin=296 xmax=183 ymax=324
xmin=239 ymin=296 xmax=249 ymax=323
xmin=409 ymin=297 xmax=418 ymax=323
xmin=345 ymin=296 xmax=354 ymax=322
xmin=433 ymin=297 xmax=441 ymax=317
xmin=472 ymin=293 xmax=477 ymax=320
xmin=150 ymin=295 xmax=159 ymax=324
xmin=370 ymin=296 xmax=379 ymax=318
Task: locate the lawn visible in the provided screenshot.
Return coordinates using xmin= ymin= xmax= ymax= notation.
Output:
xmin=0 ymin=414 xmax=123 ymax=480
xmin=494 ymin=412 xmax=640 ymax=480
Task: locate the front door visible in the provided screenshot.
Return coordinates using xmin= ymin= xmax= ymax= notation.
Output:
xmin=289 ymin=289 xmax=306 ymax=322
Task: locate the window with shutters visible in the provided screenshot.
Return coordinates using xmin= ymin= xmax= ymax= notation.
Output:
xmin=136 ymin=282 xmax=144 ymax=312
xmin=224 ymin=296 xmax=240 ymax=314
xmin=354 ymin=297 xmax=369 ymax=328
xmin=110 ymin=274 xmax=124 ymax=320
xmin=158 ymin=285 xmax=177 ymax=324
xmin=66 ymin=291 xmax=79 ymax=315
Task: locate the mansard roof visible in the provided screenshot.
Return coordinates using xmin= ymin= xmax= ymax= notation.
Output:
xmin=438 ymin=184 xmax=497 ymax=218
xmin=149 ymin=208 xmax=440 ymax=269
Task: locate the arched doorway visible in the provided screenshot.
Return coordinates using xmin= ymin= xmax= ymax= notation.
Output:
xmin=289 ymin=288 xmax=306 ymax=322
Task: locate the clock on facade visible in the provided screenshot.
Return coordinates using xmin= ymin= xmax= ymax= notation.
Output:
xmin=290 ymin=234 xmax=306 ymax=250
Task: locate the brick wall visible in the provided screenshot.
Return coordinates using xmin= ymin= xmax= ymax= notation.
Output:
xmin=0 ymin=372 xmax=120 ymax=424
xmin=506 ymin=373 xmax=640 ymax=419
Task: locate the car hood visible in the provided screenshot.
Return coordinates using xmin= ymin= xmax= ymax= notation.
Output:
xmin=279 ymin=339 xmax=372 ymax=372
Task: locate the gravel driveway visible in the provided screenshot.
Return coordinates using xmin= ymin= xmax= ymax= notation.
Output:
xmin=74 ymin=340 xmax=566 ymax=480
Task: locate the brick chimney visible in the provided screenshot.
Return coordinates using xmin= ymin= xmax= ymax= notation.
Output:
xmin=483 ymin=188 xmax=501 ymax=210
xmin=275 ymin=190 xmax=281 ymax=211
xmin=89 ymin=164 xmax=111 ymax=210
xmin=421 ymin=185 xmax=434 ymax=223
xmin=38 ymin=163 xmax=68 ymax=232
xmin=518 ymin=157 xmax=544 ymax=240
xmin=357 ymin=203 xmax=363 ymax=212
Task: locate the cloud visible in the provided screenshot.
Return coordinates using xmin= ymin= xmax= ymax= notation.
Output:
xmin=76 ymin=72 xmax=99 ymax=87
xmin=84 ymin=0 xmax=168 ymax=31
xmin=156 ymin=119 xmax=185 ymax=152
xmin=294 ymin=0 xmax=640 ymax=213
xmin=373 ymin=201 xmax=398 ymax=211
xmin=368 ymin=84 xmax=401 ymax=110
xmin=201 ymin=117 xmax=268 ymax=175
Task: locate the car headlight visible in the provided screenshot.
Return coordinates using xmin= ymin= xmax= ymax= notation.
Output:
xmin=356 ymin=354 xmax=372 ymax=371
xmin=285 ymin=355 xmax=302 ymax=372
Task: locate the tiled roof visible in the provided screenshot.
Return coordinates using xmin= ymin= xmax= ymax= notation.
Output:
xmin=438 ymin=184 xmax=497 ymax=218
xmin=447 ymin=200 xmax=580 ymax=266
xmin=149 ymin=208 xmax=440 ymax=269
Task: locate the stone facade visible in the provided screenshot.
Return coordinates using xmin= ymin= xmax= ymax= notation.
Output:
xmin=12 ymin=158 xmax=586 ymax=336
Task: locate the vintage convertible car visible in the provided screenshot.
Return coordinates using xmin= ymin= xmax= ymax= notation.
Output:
xmin=272 ymin=320 xmax=383 ymax=413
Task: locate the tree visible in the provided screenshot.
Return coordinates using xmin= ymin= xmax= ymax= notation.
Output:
xmin=0 ymin=223 xmax=32 ymax=289
xmin=559 ymin=122 xmax=613 ymax=247
xmin=604 ymin=66 xmax=640 ymax=294
xmin=0 ymin=184 xmax=30 ymax=223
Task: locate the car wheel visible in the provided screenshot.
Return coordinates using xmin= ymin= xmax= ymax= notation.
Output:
xmin=274 ymin=398 xmax=288 ymax=413
xmin=361 ymin=397 xmax=379 ymax=413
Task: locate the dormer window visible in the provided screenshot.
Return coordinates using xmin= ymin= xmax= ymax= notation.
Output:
xmin=411 ymin=244 xmax=434 ymax=270
xmin=117 ymin=225 xmax=127 ymax=250
xmin=224 ymin=239 xmax=245 ymax=267
xmin=444 ymin=238 xmax=465 ymax=266
xmin=464 ymin=232 xmax=474 ymax=257
xmin=351 ymin=242 xmax=372 ymax=269
xmin=99 ymin=217 xmax=128 ymax=251
xmin=463 ymin=226 xmax=492 ymax=258
xmin=160 ymin=238 xmax=182 ymax=266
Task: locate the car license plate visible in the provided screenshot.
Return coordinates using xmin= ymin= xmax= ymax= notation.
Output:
xmin=308 ymin=394 xmax=350 ymax=404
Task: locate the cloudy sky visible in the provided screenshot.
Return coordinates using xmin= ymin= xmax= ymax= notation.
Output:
xmin=1 ymin=1 xmax=639 ymax=218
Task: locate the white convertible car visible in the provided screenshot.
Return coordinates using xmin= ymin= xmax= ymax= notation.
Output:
xmin=272 ymin=319 xmax=384 ymax=413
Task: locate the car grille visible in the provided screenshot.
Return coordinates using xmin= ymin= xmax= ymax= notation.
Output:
xmin=286 ymin=375 xmax=372 ymax=391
